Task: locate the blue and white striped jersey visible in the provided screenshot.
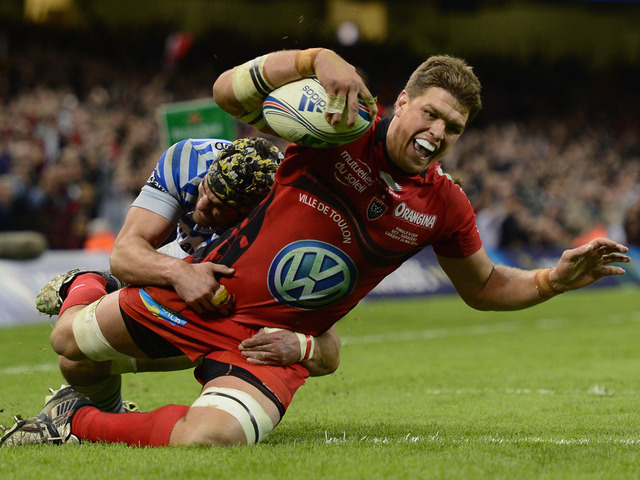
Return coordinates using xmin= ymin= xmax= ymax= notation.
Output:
xmin=131 ymin=138 xmax=232 ymax=257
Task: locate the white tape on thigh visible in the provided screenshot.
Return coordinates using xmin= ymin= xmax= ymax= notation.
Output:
xmin=72 ymin=299 xmax=132 ymax=362
xmin=191 ymin=387 xmax=274 ymax=445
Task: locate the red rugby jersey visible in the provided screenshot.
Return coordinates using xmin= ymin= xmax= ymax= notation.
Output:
xmin=173 ymin=117 xmax=483 ymax=335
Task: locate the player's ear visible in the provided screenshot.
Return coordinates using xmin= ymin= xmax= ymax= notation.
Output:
xmin=394 ymin=91 xmax=408 ymax=116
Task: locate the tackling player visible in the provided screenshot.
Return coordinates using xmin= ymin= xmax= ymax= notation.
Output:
xmin=33 ymin=136 xmax=341 ymax=414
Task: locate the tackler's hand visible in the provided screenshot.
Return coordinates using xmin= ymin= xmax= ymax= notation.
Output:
xmin=172 ymin=262 xmax=235 ymax=314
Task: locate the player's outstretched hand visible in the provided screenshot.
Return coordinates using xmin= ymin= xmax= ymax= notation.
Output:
xmin=239 ymin=328 xmax=302 ymax=366
xmin=550 ymin=237 xmax=630 ymax=292
xmin=313 ymin=49 xmax=378 ymax=128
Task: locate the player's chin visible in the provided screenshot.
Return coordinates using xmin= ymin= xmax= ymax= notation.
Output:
xmin=403 ymin=146 xmax=436 ymax=170
xmin=404 ymin=153 xmax=435 ymax=174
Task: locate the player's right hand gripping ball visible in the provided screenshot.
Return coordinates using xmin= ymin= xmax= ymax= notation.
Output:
xmin=211 ymin=285 xmax=235 ymax=316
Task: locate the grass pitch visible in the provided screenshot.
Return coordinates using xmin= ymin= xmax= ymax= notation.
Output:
xmin=1 ymin=286 xmax=639 ymax=479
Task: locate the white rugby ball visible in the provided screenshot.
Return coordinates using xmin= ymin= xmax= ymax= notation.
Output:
xmin=263 ymin=77 xmax=374 ymax=148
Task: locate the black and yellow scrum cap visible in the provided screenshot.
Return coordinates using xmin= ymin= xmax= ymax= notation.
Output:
xmin=207 ymin=137 xmax=284 ymax=210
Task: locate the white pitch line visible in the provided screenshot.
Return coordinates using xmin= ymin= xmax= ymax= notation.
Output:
xmin=0 ymin=362 xmax=58 ymax=376
xmin=414 ymin=385 xmax=631 ymax=396
xmin=321 ymin=431 xmax=640 ymax=446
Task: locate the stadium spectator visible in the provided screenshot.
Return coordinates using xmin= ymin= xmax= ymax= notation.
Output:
xmin=0 ymin=175 xmax=20 ymax=231
xmin=0 ymin=47 xmax=630 ymax=448
xmin=83 ymin=218 xmax=116 ymax=253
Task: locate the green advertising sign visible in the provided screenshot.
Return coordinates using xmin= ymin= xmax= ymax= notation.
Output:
xmin=157 ymin=98 xmax=237 ymax=147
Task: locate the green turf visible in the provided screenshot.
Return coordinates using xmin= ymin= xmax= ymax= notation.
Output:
xmin=1 ymin=287 xmax=639 ymax=479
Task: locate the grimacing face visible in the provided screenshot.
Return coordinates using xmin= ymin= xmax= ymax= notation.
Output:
xmin=192 ymin=176 xmax=248 ymax=228
xmin=386 ymin=87 xmax=469 ymax=175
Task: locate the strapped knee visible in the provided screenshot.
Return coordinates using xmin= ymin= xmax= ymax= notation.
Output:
xmin=191 ymin=387 xmax=275 ymax=445
xmin=72 ymin=299 xmax=133 ymax=362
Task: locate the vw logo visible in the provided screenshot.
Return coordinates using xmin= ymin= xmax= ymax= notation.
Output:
xmin=268 ymin=240 xmax=357 ymax=310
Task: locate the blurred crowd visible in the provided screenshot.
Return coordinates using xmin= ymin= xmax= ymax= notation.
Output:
xmin=1 ymin=24 xmax=639 ymax=251
xmin=451 ymin=116 xmax=640 ymax=249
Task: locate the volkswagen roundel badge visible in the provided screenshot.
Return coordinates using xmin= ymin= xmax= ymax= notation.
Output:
xmin=267 ymin=240 xmax=357 ymax=310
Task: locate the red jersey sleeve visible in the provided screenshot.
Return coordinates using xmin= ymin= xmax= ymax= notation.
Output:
xmin=429 ymin=166 xmax=483 ymax=258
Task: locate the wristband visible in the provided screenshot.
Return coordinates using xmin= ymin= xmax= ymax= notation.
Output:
xmin=533 ymin=269 xmax=564 ymax=298
xmin=295 ymin=48 xmax=324 ymax=77
xmin=295 ymin=332 xmax=315 ymax=361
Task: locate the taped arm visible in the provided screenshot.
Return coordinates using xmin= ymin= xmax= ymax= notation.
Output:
xmin=212 ymin=48 xmax=377 ymax=131
xmin=212 ymin=50 xmax=301 ymax=134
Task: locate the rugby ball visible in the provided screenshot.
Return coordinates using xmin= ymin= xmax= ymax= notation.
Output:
xmin=263 ymin=77 xmax=373 ymax=148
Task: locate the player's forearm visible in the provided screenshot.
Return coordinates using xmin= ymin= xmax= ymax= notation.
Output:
xmin=303 ymin=327 xmax=341 ymax=377
xmin=110 ymin=237 xmax=186 ymax=288
xmin=453 ymin=239 xmax=629 ymax=311
xmin=468 ymin=265 xmax=549 ymax=311
xmin=239 ymin=326 xmax=341 ymax=375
